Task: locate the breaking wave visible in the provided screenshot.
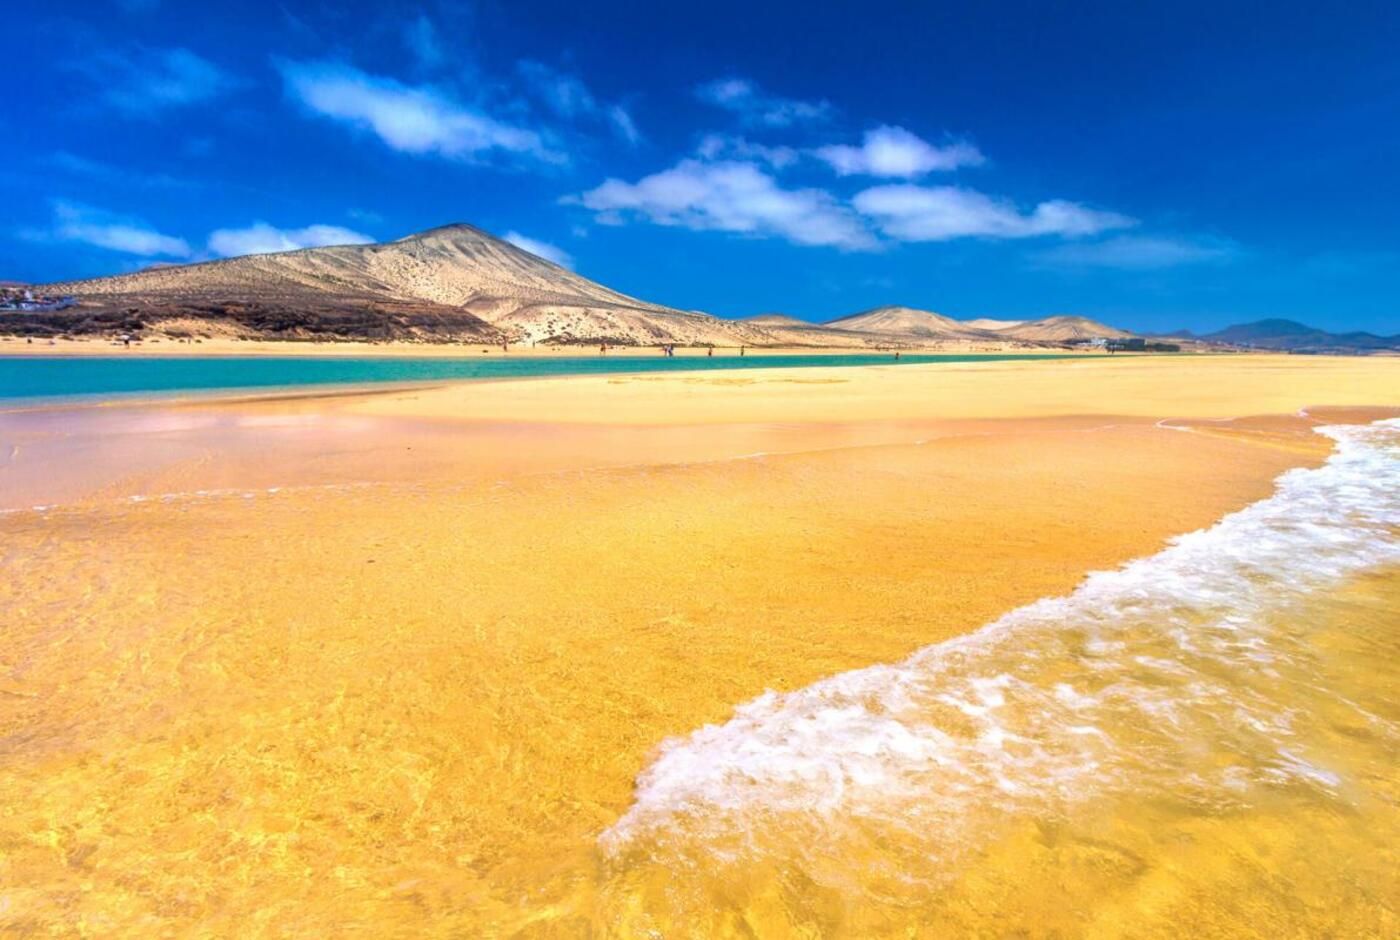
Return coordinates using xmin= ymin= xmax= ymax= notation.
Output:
xmin=602 ymin=420 xmax=1400 ymax=876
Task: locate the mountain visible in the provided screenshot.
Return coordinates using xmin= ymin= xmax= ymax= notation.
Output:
xmin=1193 ymin=319 xmax=1399 ymax=353
xmin=823 ymin=306 xmax=988 ymax=340
xmin=34 ymin=224 xmax=773 ymax=346
xmin=962 ymin=318 xmax=1025 ymax=331
xmin=741 ymin=313 xmax=812 ymax=328
xmin=993 ymin=315 xmax=1131 ymax=342
xmin=12 ymin=224 xmax=1144 ymax=348
xmin=817 ymin=307 xmax=1133 ymax=344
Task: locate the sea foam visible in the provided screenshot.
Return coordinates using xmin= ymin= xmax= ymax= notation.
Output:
xmin=602 ymin=419 xmax=1400 ymax=863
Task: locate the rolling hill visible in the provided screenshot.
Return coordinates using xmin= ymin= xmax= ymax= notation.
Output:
xmin=992 ymin=315 xmax=1131 ymax=342
xmin=962 ymin=317 xmax=1025 ymax=331
xmin=823 ymin=305 xmax=987 ymax=340
xmin=1188 ymin=319 xmax=1400 ymax=353
xmin=740 ymin=313 xmax=812 ymax=328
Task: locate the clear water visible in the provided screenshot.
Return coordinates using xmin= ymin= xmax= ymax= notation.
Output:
xmin=0 ymin=353 xmax=1085 ymax=404
xmin=597 ymin=419 xmax=1400 ymax=933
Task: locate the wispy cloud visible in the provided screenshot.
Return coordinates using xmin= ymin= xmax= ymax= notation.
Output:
xmin=503 ymin=231 xmax=574 ymax=268
xmin=695 ymin=77 xmax=832 ymax=127
xmin=82 ymin=46 xmax=239 ymax=116
xmin=853 ymin=185 xmax=1134 ymax=241
xmin=346 ymin=207 xmax=384 ymax=225
xmin=1033 ymin=234 xmax=1235 ymax=269
xmin=816 ymin=126 xmax=984 ymax=177
xmin=606 ymin=105 xmax=642 ymax=146
xmin=696 ymin=134 xmax=799 ymax=169
xmin=517 ymin=60 xmax=642 ymax=146
xmin=207 ymin=222 xmax=373 ymax=257
xmin=402 ymin=14 xmax=446 ymax=70
xmin=47 ymin=151 xmax=192 ymax=190
xmin=518 ymin=60 xmax=598 ymax=119
xmin=571 ymin=159 xmax=873 ymax=250
xmin=41 ymin=201 xmax=192 ymax=258
xmin=278 ymin=60 xmax=561 ymax=164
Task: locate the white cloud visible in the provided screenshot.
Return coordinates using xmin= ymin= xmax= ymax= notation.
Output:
xmin=503 ymin=231 xmax=574 ymax=269
xmin=853 ymin=185 xmax=1134 ymax=241
xmin=48 ymin=201 xmax=191 ymax=257
xmin=278 ymin=60 xmax=560 ymax=164
xmin=403 ymin=14 xmax=446 ymax=70
xmin=816 ymin=126 xmax=984 ymax=177
xmin=696 ymin=134 xmax=799 ymax=169
xmin=207 ymin=222 xmax=373 ymax=257
xmin=88 ymin=46 xmax=238 ymax=115
xmin=695 ymin=77 xmax=832 ymax=127
xmin=572 ymin=159 xmax=873 ymax=250
xmin=1034 ymin=235 xmax=1235 ymax=269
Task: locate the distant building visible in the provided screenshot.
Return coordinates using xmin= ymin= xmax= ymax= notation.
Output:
xmin=0 ymin=287 xmax=75 ymax=313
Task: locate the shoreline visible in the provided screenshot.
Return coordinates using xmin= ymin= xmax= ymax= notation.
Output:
xmin=4 ymin=350 xmax=1388 ymax=419
xmin=0 ymin=354 xmax=1396 ymax=933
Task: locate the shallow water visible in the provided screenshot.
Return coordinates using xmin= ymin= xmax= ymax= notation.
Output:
xmin=0 ymin=414 xmax=1394 ymax=936
xmin=0 ymin=352 xmax=1085 ymax=404
xmin=593 ymin=419 xmax=1400 ymax=935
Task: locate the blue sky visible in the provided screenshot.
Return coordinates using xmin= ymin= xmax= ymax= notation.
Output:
xmin=6 ymin=0 xmax=1398 ymax=333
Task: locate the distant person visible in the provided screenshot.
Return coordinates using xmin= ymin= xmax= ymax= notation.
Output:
xmin=895 ymin=351 xmax=900 ymax=360
xmin=740 ymin=346 xmax=745 ymax=357
xmin=707 ymin=346 xmax=713 ymax=357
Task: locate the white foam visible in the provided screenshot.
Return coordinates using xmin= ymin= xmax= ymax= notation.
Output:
xmin=602 ymin=419 xmax=1400 ymax=861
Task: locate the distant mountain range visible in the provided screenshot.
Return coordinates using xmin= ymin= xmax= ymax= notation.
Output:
xmin=9 ymin=223 xmax=1391 ymax=352
xmin=1170 ymin=319 xmax=1400 ymax=354
xmin=13 ymin=224 xmax=1129 ymax=347
xmin=747 ymin=306 xmax=1128 ymax=345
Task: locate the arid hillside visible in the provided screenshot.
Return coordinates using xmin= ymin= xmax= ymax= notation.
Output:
xmin=29 ymin=224 xmax=773 ymax=345
xmin=10 ymin=224 xmax=1141 ymax=348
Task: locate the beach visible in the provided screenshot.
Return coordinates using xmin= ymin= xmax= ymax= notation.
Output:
xmin=1 ymin=353 xmax=1397 ymax=936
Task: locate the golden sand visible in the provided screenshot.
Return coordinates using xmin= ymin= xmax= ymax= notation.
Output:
xmin=0 ymin=355 xmax=1396 ymax=936
xmin=347 ymin=352 xmax=1400 ymax=423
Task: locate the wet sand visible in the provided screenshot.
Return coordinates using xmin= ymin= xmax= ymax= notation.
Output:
xmin=0 ymin=354 xmax=1396 ymax=935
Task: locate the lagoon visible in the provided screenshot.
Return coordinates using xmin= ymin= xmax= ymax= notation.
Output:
xmin=0 ymin=352 xmax=1085 ymax=404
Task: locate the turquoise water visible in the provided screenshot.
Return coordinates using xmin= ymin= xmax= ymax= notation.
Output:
xmin=0 ymin=353 xmax=1086 ymax=404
